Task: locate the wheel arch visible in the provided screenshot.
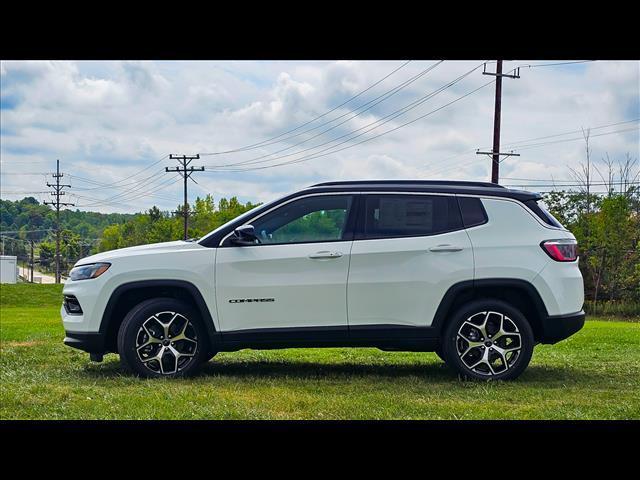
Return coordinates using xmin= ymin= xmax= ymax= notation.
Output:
xmin=432 ymin=279 xmax=549 ymax=342
xmin=100 ymin=280 xmax=219 ymax=354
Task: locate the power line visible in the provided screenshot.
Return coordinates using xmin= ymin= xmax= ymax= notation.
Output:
xmin=66 ymin=154 xmax=170 ymax=190
xmin=517 ymin=60 xmax=595 ymax=69
xmin=1 ymin=156 xmax=174 ymax=209
xmin=421 ymin=119 xmax=639 ymax=173
xmin=502 ymin=176 xmax=638 ymax=183
xmin=202 ymin=62 xmax=480 ymax=170
xmin=202 ymin=62 xmax=491 ymax=173
xmin=498 ymin=119 xmax=640 ymax=149
xmin=510 ymin=126 xmax=639 ymax=152
xmin=67 ymin=171 xmax=178 ymax=203
xmin=199 ymin=60 xmax=413 ymax=156
xmin=0 ymin=229 xmax=55 ymax=235
xmin=1 ymin=191 xmax=52 ymax=195
xmin=504 ymin=181 xmax=640 ymax=188
xmin=424 ymin=123 xmax=640 ymax=177
xmin=71 ymin=174 xmax=179 ymax=208
xmin=73 ymin=168 xmax=176 ymax=208
xmin=199 ymin=61 xmax=444 ymax=167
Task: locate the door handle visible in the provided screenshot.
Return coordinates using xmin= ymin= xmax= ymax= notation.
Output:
xmin=308 ymin=251 xmax=343 ymax=259
xmin=429 ymin=244 xmax=463 ymax=252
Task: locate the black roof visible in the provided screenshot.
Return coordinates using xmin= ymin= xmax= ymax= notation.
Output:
xmin=307 ymin=180 xmax=541 ymax=202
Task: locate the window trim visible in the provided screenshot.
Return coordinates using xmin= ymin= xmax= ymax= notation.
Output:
xmin=354 ymin=192 xmax=465 ymax=241
xmin=213 ymin=190 xmax=567 ymax=248
xmin=219 ymin=192 xmax=359 ymax=247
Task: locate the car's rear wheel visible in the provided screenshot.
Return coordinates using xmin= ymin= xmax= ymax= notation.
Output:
xmin=442 ymin=299 xmax=534 ymax=381
xmin=117 ymin=298 xmax=207 ymax=378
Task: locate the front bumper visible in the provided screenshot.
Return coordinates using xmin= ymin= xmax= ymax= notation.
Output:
xmin=64 ymin=331 xmax=106 ymax=354
xmin=538 ymin=310 xmax=585 ymax=344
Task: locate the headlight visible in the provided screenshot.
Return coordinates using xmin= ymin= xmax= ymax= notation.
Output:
xmin=69 ymin=262 xmax=111 ymax=281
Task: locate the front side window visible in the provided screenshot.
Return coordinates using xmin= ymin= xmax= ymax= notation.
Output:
xmin=249 ymin=195 xmax=353 ymax=245
xmin=363 ymin=194 xmax=462 ymax=239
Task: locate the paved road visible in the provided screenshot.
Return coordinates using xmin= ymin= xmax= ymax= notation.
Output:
xmin=18 ymin=266 xmax=60 ymax=284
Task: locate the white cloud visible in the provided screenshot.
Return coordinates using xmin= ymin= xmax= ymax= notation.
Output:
xmin=1 ymin=60 xmax=638 ymax=214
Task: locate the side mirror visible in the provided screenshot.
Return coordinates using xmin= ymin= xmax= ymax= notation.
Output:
xmin=231 ymin=224 xmax=259 ymax=246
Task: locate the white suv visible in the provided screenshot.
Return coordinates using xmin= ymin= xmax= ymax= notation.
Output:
xmin=62 ymin=180 xmax=585 ymax=380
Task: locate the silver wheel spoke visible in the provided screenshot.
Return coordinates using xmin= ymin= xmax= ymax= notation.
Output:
xmin=492 ymin=347 xmax=508 ymax=372
xmin=478 ymin=312 xmax=490 ymax=339
xmin=169 ymin=344 xmax=195 ymax=359
xmin=468 ymin=346 xmax=490 ymax=370
xmin=458 ymin=341 xmax=484 ymax=358
xmin=170 ymin=332 xmax=197 ymax=343
xmin=142 ymin=324 xmax=162 ymax=342
xmin=140 ymin=346 xmax=164 ymax=363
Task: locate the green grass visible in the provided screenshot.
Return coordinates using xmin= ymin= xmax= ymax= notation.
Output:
xmin=0 ymin=283 xmax=63 ymax=307
xmin=1 ymin=285 xmax=639 ymax=419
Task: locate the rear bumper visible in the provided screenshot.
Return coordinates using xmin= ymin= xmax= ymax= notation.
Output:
xmin=539 ymin=310 xmax=585 ymax=344
xmin=64 ymin=331 xmax=106 ymax=354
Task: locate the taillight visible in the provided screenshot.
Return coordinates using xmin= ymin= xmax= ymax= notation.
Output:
xmin=541 ymin=239 xmax=578 ymax=262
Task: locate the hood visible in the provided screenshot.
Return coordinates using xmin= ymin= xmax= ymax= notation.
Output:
xmin=74 ymin=240 xmax=205 ymax=265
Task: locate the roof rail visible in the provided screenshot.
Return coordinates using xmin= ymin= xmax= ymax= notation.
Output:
xmin=311 ymin=180 xmax=506 ymax=189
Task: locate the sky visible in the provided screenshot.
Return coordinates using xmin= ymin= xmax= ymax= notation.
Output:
xmin=1 ymin=60 xmax=638 ymax=214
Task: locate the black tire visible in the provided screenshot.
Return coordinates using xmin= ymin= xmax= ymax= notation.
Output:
xmin=441 ymin=299 xmax=534 ymax=381
xmin=117 ymin=297 xmax=208 ymax=378
xmin=434 ymin=346 xmax=446 ymax=362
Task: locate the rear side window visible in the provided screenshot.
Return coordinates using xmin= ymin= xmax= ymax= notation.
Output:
xmin=458 ymin=197 xmax=488 ymax=228
xmin=524 ymin=199 xmax=564 ymax=228
xmin=362 ymin=195 xmax=462 ymax=239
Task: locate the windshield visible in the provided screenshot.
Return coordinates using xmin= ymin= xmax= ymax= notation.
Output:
xmin=197 ymin=197 xmax=279 ymax=245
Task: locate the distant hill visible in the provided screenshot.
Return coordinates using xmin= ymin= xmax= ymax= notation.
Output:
xmin=1 ymin=195 xmax=258 ymax=276
xmin=1 ymin=197 xmax=137 ymax=241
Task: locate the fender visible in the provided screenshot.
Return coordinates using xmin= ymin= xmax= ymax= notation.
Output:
xmin=100 ymin=279 xmax=220 ymax=350
xmin=431 ymin=278 xmax=549 ymax=333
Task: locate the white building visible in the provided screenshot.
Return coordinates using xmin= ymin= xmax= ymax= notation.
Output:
xmin=0 ymin=255 xmax=18 ymax=284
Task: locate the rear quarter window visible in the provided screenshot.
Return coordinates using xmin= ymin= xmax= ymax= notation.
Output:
xmin=457 ymin=197 xmax=488 ymax=228
xmin=524 ymin=199 xmax=564 ymax=228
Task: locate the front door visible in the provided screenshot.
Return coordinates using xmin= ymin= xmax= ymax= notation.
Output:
xmin=215 ymin=194 xmax=356 ymax=332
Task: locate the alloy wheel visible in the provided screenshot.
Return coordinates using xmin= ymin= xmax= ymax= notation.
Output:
xmin=456 ymin=310 xmax=522 ymax=377
xmin=135 ymin=311 xmax=199 ymax=375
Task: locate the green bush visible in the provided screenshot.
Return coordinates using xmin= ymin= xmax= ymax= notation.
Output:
xmin=584 ymin=300 xmax=640 ymax=318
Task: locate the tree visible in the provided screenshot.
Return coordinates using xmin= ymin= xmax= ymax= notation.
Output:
xmin=545 ymin=148 xmax=639 ymax=309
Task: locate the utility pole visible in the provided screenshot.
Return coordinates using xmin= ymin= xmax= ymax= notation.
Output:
xmin=44 ymin=159 xmax=74 ymax=283
xmin=29 ymin=239 xmax=34 ymax=283
xmin=165 ymin=154 xmax=204 ymax=240
xmin=476 ymin=61 xmax=521 ymax=184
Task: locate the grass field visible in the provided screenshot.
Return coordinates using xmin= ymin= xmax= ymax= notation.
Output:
xmin=1 ymin=284 xmax=639 ymax=419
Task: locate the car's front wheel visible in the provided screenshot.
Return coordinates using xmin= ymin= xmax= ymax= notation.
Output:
xmin=442 ymin=300 xmax=534 ymax=381
xmin=117 ymin=298 xmax=208 ymax=378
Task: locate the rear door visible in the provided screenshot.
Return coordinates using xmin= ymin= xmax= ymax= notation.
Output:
xmin=347 ymin=193 xmax=474 ymax=328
